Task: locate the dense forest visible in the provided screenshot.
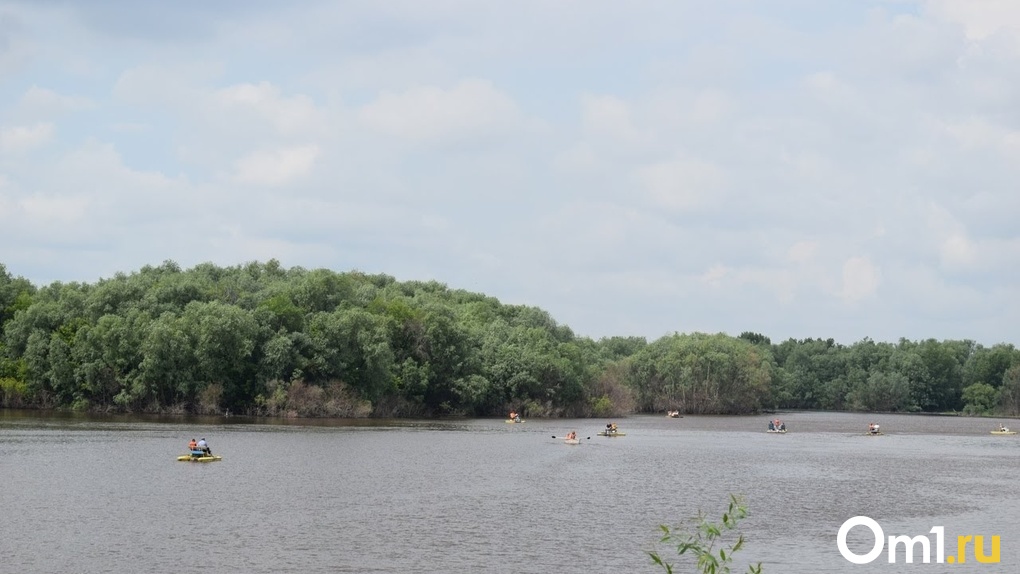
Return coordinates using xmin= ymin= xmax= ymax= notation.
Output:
xmin=1 ymin=261 xmax=1018 ymax=418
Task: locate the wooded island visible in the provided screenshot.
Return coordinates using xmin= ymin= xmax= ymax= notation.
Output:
xmin=1 ymin=261 xmax=1017 ymax=418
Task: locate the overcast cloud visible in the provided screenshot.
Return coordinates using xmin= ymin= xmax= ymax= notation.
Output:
xmin=1 ymin=0 xmax=1018 ymax=345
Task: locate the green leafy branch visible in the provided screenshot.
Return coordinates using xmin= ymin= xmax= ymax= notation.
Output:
xmin=649 ymin=494 xmax=763 ymax=574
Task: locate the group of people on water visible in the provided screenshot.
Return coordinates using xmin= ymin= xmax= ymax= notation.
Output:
xmin=187 ymin=438 xmax=212 ymax=456
xmin=999 ymin=424 xmax=1010 ymax=432
xmin=565 ymin=431 xmax=577 ymax=440
xmin=666 ymin=410 xmax=680 ymax=418
xmin=868 ymin=423 xmax=881 ymax=434
xmin=767 ymin=419 xmax=786 ymax=431
xmin=605 ymin=422 xmax=619 ymax=434
xmin=508 ymin=410 xmax=521 ymax=422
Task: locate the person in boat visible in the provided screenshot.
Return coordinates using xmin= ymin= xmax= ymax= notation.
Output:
xmin=197 ymin=438 xmax=212 ymax=456
xmin=566 ymin=431 xmax=577 ymax=440
xmin=778 ymin=421 xmax=786 ymax=431
xmin=768 ymin=420 xmax=776 ymax=431
xmin=605 ymin=422 xmax=618 ymax=434
xmin=509 ymin=410 xmax=520 ymax=422
xmin=1000 ymin=424 xmax=1009 ymax=432
xmin=188 ymin=438 xmax=198 ymax=452
xmin=868 ymin=423 xmax=880 ymax=434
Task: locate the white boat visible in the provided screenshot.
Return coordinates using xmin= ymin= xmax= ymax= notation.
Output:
xmin=766 ymin=429 xmax=787 ymax=434
xmin=991 ymin=429 xmax=1017 ymax=435
xmin=564 ymin=438 xmax=580 ymax=445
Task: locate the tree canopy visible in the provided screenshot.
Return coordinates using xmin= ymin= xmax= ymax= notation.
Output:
xmin=1 ymin=260 xmax=1017 ymax=417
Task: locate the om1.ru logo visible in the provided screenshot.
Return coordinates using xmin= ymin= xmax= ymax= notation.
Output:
xmin=837 ymin=516 xmax=1000 ymax=564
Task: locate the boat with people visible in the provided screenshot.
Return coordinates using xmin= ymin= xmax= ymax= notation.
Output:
xmin=506 ymin=411 xmax=523 ymax=423
xmin=867 ymin=423 xmax=883 ymax=436
xmin=991 ymin=424 xmax=1017 ymax=435
xmin=563 ymin=431 xmax=580 ymax=445
xmin=177 ymin=452 xmax=222 ymax=462
xmin=179 ymin=438 xmax=220 ymax=462
xmin=767 ymin=419 xmax=787 ymax=433
xmin=666 ymin=410 xmax=681 ymax=418
xmin=505 ymin=418 xmax=525 ymax=423
xmin=598 ymin=422 xmax=624 ymax=436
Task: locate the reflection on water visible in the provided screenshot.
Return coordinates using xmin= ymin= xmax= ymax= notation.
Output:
xmin=1 ymin=410 xmax=1018 ymax=573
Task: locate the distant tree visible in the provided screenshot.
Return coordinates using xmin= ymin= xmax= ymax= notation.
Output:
xmin=963 ymin=344 xmax=1019 ymax=388
xmin=999 ymin=366 xmax=1020 ymax=416
xmin=738 ymin=332 xmax=771 ymax=346
xmin=961 ymin=383 xmax=998 ymax=415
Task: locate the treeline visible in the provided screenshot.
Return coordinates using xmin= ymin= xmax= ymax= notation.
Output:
xmin=1 ymin=261 xmax=1018 ymax=417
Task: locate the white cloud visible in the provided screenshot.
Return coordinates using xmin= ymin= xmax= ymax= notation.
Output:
xmin=553 ymin=142 xmax=599 ymax=173
xmin=838 ymin=256 xmax=881 ymax=302
xmin=643 ymin=88 xmax=735 ymax=131
xmin=112 ymin=62 xmax=220 ymax=106
xmin=18 ymin=194 xmax=89 ymax=223
xmin=58 ymin=141 xmax=178 ymax=191
xmin=927 ymin=202 xmax=974 ymax=267
xmin=939 ymin=117 xmax=1020 ymax=161
xmin=213 ymin=82 xmax=325 ymax=136
xmin=357 ymin=79 xmax=522 ymax=144
xmin=580 ymin=94 xmax=642 ymax=144
xmin=0 ymin=123 xmax=54 ymax=152
xmin=925 ymin=0 xmax=1020 ymax=42
xmin=18 ymin=86 xmax=93 ymax=116
xmin=700 ymin=264 xmax=730 ymax=287
xmin=230 ymin=145 xmax=321 ymax=186
xmin=787 ymin=241 xmax=819 ymax=264
xmin=940 ymin=233 xmax=975 ymax=266
xmin=635 ymin=155 xmax=726 ymax=212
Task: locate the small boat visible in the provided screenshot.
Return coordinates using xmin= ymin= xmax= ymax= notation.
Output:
xmin=597 ymin=431 xmax=626 ymax=437
xmin=177 ymin=451 xmax=222 ymax=462
xmin=991 ymin=429 xmax=1017 ymax=435
xmin=866 ymin=431 xmax=884 ymax=436
xmin=564 ymin=438 xmax=580 ymax=445
xmin=505 ymin=419 xmax=525 ymax=423
xmin=766 ymin=429 xmax=787 ymax=434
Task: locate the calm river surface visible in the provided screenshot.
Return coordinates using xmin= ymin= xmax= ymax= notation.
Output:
xmin=2 ymin=410 xmax=1018 ymax=573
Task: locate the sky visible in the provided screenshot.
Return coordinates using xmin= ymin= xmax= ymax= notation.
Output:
xmin=1 ymin=0 xmax=1018 ymax=346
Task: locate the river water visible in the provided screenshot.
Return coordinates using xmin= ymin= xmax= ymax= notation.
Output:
xmin=1 ymin=410 xmax=1017 ymax=573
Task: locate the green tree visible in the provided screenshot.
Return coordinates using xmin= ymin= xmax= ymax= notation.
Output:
xmin=0 ymin=263 xmax=35 ymax=330
xmin=961 ymin=383 xmax=998 ymax=415
xmin=181 ymin=301 xmax=261 ymax=410
xmin=963 ymin=344 xmax=1019 ymax=388
xmin=998 ymin=366 xmax=1020 ymax=416
xmin=137 ymin=312 xmax=197 ymax=407
xmin=846 ymin=371 xmax=911 ymax=412
xmin=307 ymin=307 xmax=394 ymax=402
